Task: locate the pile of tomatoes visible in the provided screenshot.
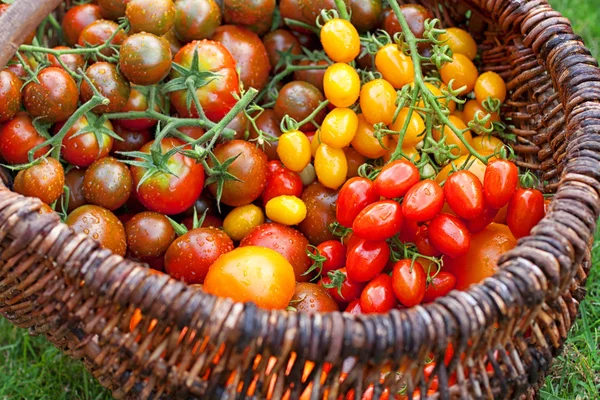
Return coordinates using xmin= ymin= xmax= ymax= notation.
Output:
xmin=0 ymin=0 xmax=548 ymax=317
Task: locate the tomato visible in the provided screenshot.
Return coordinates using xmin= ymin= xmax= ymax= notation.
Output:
xmin=320 ymin=108 xmax=359 ymax=149
xmin=346 ymin=238 xmax=390 ymax=282
xmin=223 ymin=0 xmax=276 ymax=35
xmin=427 ymin=214 xmax=471 ymax=258
xmin=403 ymin=180 xmax=444 ymax=222
xmin=463 ymin=99 xmax=501 ymax=131
xmin=336 ymin=177 xmax=378 ymax=227
xmin=62 ymin=168 xmax=87 ymax=213
xmin=444 ymin=170 xmax=484 ymax=219
xmin=62 ymin=4 xmax=102 ymax=46
xmin=438 ymin=27 xmax=477 ymax=60
xmin=13 ymin=158 xmax=64 ymax=205
xmin=432 ymin=116 xmax=473 ymax=157
xmin=119 ymin=33 xmax=172 ymax=86
xmin=444 ymin=223 xmax=516 ymax=290
xmin=290 ymin=283 xmax=339 ymax=313
xmin=262 ymin=168 xmax=303 ymax=206
xmin=464 ymin=206 xmax=498 ymax=234
xmin=323 ymin=63 xmax=360 ymax=108
xmin=277 ymin=130 xmax=312 ymax=172
xmin=320 ymin=268 xmax=365 ymax=305
xmin=22 ymin=67 xmax=78 ymax=124
xmin=294 ymin=59 xmax=328 ymax=93
xmin=360 ymin=79 xmax=398 ymax=126
xmin=58 ymin=123 xmax=113 ymax=170
xmin=375 ymin=44 xmax=414 ymax=89
xmin=316 ymin=240 xmax=346 ymax=275
xmin=204 ymin=246 xmax=296 ymax=310
xmin=208 ymin=140 xmax=268 ymax=206
xmin=389 ymin=107 xmax=425 ymax=148
xmin=97 ymin=0 xmax=128 ymax=20
xmin=436 ymin=156 xmax=487 ymax=185
xmin=47 ymin=46 xmax=85 ymax=73
xmin=507 ymin=188 xmax=545 ymax=239
xmin=345 ymin=299 xmax=362 ymax=314
xmin=173 ymin=0 xmax=222 ymax=42
xmin=382 ymin=4 xmax=433 ymax=44
xmin=483 ymin=159 xmax=518 ymax=209
xmin=131 ymin=138 xmax=205 ymax=214
xmin=351 ymin=114 xmax=392 ymax=159
xmin=275 ymin=81 xmax=326 ymax=132
xmin=81 ymin=62 xmax=131 ymax=114
xmin=240 ymin=223 xmax=310 ymax=282
xmin=78 ymin=20 xmax=127 ymax=58
xmin=126 ymin=0 xmax=175 ymax=36
xmin=344 ymin=147 xmax=366 ymax=179
xmin=0 ymin=69 xmax=22 ymax=123
xmin=320 ymin=19 xmax=360 ymax=63
xmin=66 ymin=205 xmax=127 ymax=256
xmin=222 ymin=204 xmax=265 ymax=241
xmin=212 ymin=25 xmax=271 ymax=91
xmin=423 ymin=271 xmax=456 ymax=303
xmin=263 ymin=29 xmax=302 ymax=73
xmin=353 ymin=200 xmax=403 ymax=241
xmin=359 ymin=274 xmax=397 ymax=314
xmin=374 ymin=159 xmax=420 ymax=199
xmin=265 ymin=195 xmax=307 ymax=226
xmin=246 ymin=109 xmax=281 ymax=160
xmin=0 ymin=113 xmax=49 ymax=165
xmin=391 ymin=259 xmax=426 ymax=307
xmin=475 ymin=71 xmax=507 ymax=104
xmin=299 ymin=183 xmax=338 ymax=245
xmin=440 ymin=54 xmax=479 ymax=95
xmin=170 ymin=40 xmax=239 ymax=122
xmin=117 ymin=88 xmax=159 ymax=131
xmin=125 ymin=211 xmax=176 ymax=261
xmin=314 ymin=144 xmax=348 ymax=190
xmin=413 ymin=226 xmax=441 ymax=257
xmin=83 ymin=157 xmax=132 ymax=211
xmin=471 ymin=135 xmax=503 ymax=155
xmin=349 ymin=0 xmax=383 ymax=33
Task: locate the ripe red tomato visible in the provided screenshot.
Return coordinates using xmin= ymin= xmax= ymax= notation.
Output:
xmin=80 ymin=62 xmax=131 ymax=114
xmin=117 ymin=88 xmax=159 ymax=131
xmin=336 ymin=177 xmax=378 ymax=227
xmin=240 ymin=223 xmax=311 ymax=282
xmin=464 ymin=207 xmax=498 ymax=233
xmin=319 ymin=268 xmax=365 ymax=306
xmin=165 ymin=227 xmax=234 ymax=284
xmin=507 ymin=188 xmax=545 ymax=238
xmin=402 ymin=180 xmax=445 ymax=222
xmin=83 ymin=157 xmax=133 ymax=211
xmin=374 ymin=159 xmax=420 ymax=199
xmin=125 ymin=211 xmax=176 ymax=261
xmin=345 ymin=299 xmax=362 ymax=315
xmin=391 ymin=259 xmax=426 ymax=307
xmin=66 ymin=205 xmax=127 ymax=256
xmin=0 ymin=69 xmax=22 ymax=123
xmin=352 ymin=200 xmax=403 ymax=241
xmin=57 ymin=115 xmax=114 ymax=167
xmin=399 ymin=218 xmax=420 ymax=243
xmin=170 ymin=40 xmax=239 ymax=122
xmin=483 ymin=159 xmax=519 ymax=209
xmin=444 ymin=170 xmax=484 ymax=220
xmin=61 ymin=3 xmax=102 ymax=46
xmin=414 ymin=225 xmax=442 ymax=257
xmin=346 ymin=238 xmax=390 ymax=282
xmin=13 ymin=157 xmax=65 ymax=205
xmin=359 ymin=274 xmax=398 ymax=314
xmin=22 ymin=67 xmax=78 ymax=123
xmin=315 ymin=240 xmax=346 ymax=275
xmin=262 ymin=168 xmax=303 ymax=206
xmin=423 ymin=271 xmax=456 ymax=303
xmin=427 ymin=213 xmax=471 ymax=258
xmin=130 ymin=138 xmax=205 ymax=215
xmin=47 ymin=46 xmax=85 ymax=73
xmin=0 ymin=112 xmax=49 ymax=165
xmin=290 ymin=282 xmax=339 ymax=313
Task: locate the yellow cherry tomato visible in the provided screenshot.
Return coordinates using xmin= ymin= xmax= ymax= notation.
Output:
xmin=277 ymin=130 xmax=311 ymax=172
xmin=265 ymin=195 xmax=307 ymax=226
xmin=310 ymin=130 xmax=322 ymax=157
xmin=320 ymin=107 xmax=359 ymax=149
xmin=463 ymin=99 xmax=500 ymax=130
xmin=471 ymin=135 xmax=503 ymax=155
xmin=351 ymin=114 xmax=391 ymax=159
xmin=323 ymin=63 xmax=361 ymax=108
xmin=440 ymin=53 xmax=479 ymax=95
xmin=432 ymin=115 xmax=473 ymax=156
xmin=416 ymin=82 xmax=452 ymax=110
xmin=383 ymin=144 xmax=420 ymax=163
xmin=439 ymin=27 xmax=478 ymax=60
xmin=451 ymin=109 xmax=465 ymax=121
xmin=320 ymin=19 xmax=360 ymax=63
xmin=375 ymin=44 xmax=414 ymax=89
xmin=475 ymin=71 xmax=507 ymax=104
xmin=314 ymin=144 xmax=348 ymax=189
xmin=436 ymin=155 xmax=488 ymax=184
xmin=360 ymin=78 xmax=398 ymax=125
xmin=389 ymin=107 xmax=425 ymax=148
xmin=223 ymin=204 xmax=265 ymax=241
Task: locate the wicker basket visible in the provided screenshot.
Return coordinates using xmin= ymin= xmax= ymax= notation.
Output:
xmin=1 ymin=0 xmax=599 ymax=399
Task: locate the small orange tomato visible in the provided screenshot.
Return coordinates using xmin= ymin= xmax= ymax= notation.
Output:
xmin=320 ymin=107 xmax=359 ymax=149
xmin=375 ymin=44 xmax=414 ymax=89
xmin=277 ymin=130 xmax=311 ymax=172
xmin=439 ymin=27 xmax=478 ymax=60
xmin=475 ymin=71 xmax=507 ymax=104
xmin=320 ymin=19 xmax=360 ymax=63
xmin=463 ymin=99 xmax=501 ymax=131
xmin=389 ymin=107 xmax=425 ymax=148
xmin=432 ymin=115 xmax=473 ymax=156
xmin=351 ymin=114 xmax=391 ymax=159
xmin=323 ymin=63 xmax=361 ymax=108
xmin=314 ymin=143 xmax=348 ymax=190
xmin=440 ymin=53 xmax=479 ymax=95
xmin=471 ymin=135 xmax=503 ymax=155
xmin=360 ymin=78 xmax=398 ymax=125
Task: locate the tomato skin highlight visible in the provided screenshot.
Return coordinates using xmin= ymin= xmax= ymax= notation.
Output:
xmin=336 ymin=177 xmax=378 ymax=227
xmin=428 ymin=213 xmax=471 ymax=258
xmin=402 ymin=180 xmax=445 ymax=222
xmin=423 ymin=271 xmax=456 ymax=303
xmin=359 ymin=274 xmax=398 ymax=314
xmin=507 ymin=188 xmax=545 ymax=239
xmin=444 ymin=170 xmax=484 ymax=220
xmin=352 ymin=200 xmax=403 ymax=241
xmin=391 ymin=259 xmax=426 ymax=307
xmin=374 ymin=159 xmax=420 ymax=199
xmin=346 ymin=238 xmax=390 ymax=283
xmin=483 ymin=159 xmax=519 ymax=209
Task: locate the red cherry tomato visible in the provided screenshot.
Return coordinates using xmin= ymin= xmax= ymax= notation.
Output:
xmin=336 ymin=177 xmax=378 ymax=227
xmin=262 ymin=168 xmax=303 ymax=206
xmin=345 ymin=299 xmax=362 ymax=315
xmin=266 ymin=160 xmax=286 ymax=175
xmin=352 ymin=200 xmax=403 ymax=241
xmin=374 ymin=159 xmax=420 ymax=199
xmin=399 ymin=218 xmax=420 ymax=244
xmin=423 ymin=271 xmax=456 ymax=303
xmin=506 ymin=188 xmax=545 ymax=238
xmin=391 ymin=259 xmax=426 ymax=307
xmin=414 ymin=225 xmax=442 ymax=257
xmin=346 ymin=238 xmax=390 ymax=282
xmin=427 ymin=213 xmax=471 ymax=258
xmin=359 ymin=274 xmax=398 ymax=314
xmin=402 ymin=179 xmax=445 ymax=222
xmin=319 ymin=268 xmax=365 ymax=306
xmin=464 ymin=207 xmax=498 ymax=233
xmin=444 ymin=170 xmax=484 ymax=219
xmin=316 ymin=240 xmax=347 ymax=275
xmin=483 ymin=159 xmax=519 ymax=209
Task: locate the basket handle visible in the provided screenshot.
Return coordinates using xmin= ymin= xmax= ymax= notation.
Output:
xmin=0 ymin=0 xmax=62 ymax=68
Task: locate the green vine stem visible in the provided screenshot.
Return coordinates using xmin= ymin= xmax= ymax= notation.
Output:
xmin=334 ymin=0 xmax=350 ymax=20
xmin=255 ymin=63 xmax=329 ymax=103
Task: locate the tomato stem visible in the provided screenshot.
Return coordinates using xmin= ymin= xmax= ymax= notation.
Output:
xmin=255 ymin=63 xmax=329 ymax=103
xmin=334 ymin=0 xmax=350 ymax=20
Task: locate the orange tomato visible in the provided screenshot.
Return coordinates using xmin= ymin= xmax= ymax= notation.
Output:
xmin=432 ymin=115 xmax=473 ymax=156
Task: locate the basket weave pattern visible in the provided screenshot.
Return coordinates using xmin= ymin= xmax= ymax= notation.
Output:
xmin=1 ymin=0 xmax=600 ymax=399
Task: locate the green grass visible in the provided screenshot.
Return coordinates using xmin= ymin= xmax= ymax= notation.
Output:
xmin=1 ymin=2 xmax=600 ymax=399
